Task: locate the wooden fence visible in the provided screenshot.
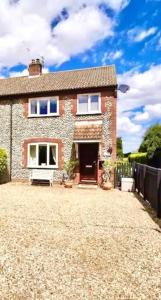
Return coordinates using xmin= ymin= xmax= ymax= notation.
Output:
xmin=133 ymin=163 xmax=161 ymax=218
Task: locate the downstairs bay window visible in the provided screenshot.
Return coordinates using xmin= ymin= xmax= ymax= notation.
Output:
xmin=28 ymin=143 xmax=58 ymax=168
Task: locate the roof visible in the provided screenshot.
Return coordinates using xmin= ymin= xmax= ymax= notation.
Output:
xmin=74 ymin=124 xmax=102 ymax=140
xmin=0 ymin=65 xmax=116 ymax=98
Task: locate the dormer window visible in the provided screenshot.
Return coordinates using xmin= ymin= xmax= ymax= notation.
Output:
xmin=29 ymin=97 xmax=59 ymax=117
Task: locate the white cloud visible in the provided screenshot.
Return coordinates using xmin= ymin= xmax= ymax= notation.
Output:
xmin=0 ymin=0 xmax=129 ymax=69
xmin=134 ymin=111 xmax=149 ymax=121
xmin=118 ymin=115 xmax=142 ymax=134
xmin=102 ymin=0 xmax=130 ymax=11
xmin=128 ymin=27 xmax=157 ymax=42
xmin=117 ymin=111 xmax=144 ymax=153
xmin=9 ymin=67 xmax=49 ymax=77
xmin=117 ymin=64 xmax=161 ymax=153
xmin=52 ymin=6 xmax=113 ymax=65
xmin=102 ymin=50 xmax=123 ymax=64
xmin=134 ymin=103 xmax=161 ymax=122
xmin=112 ymin=50 xmax=123 ymax=59
xmin=118 ymin=64 xmax=161 ymax=113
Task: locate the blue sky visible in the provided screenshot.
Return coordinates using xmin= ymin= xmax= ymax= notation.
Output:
xmin=0 ymin=0 xmax=161 ymax=152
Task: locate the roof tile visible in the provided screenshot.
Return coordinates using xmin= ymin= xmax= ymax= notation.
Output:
xmin=0 ymin=65 xmax=116 ymax=97
xmin=74 ymin=124 xmax=102 ymax=140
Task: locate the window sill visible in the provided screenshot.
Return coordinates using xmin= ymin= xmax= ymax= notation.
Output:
xmin=76 ymin=112 xmax=102 ymax=116
xmin=27 ymin=166 xmax=58 ymax=169
xmin=28 ymin=114 xmax=60 ymax=118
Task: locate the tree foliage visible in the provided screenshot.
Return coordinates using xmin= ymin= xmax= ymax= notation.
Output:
xmin=0 ymin=149 xmax=7 ymax=179
xmin=128 ymin=152 xmax=147 ymax=164
xmin=117 ymin=137 xmax=123 ymax=158
xmin=139 ymin=124 xmax=161 ymax=157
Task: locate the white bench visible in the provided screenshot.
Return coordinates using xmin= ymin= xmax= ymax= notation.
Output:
xmin=29 ymin=169 xmax=54 ymax=186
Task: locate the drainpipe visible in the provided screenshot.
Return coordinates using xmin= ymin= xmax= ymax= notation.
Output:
xmin=10 ymin=101 xmax=13 ymax=181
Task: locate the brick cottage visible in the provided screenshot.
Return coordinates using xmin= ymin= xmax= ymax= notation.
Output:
xmin=0 ymin=59 xmax=117 ymax=185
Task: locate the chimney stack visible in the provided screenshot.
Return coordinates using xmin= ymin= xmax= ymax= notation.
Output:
xmin=28 ymin=59 xmax=42 ymax=76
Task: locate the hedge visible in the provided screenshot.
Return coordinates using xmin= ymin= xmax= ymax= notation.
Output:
xmin=128 ymin=152 xmax=147 ymax=164
xmin=0 ymin=149 xmax=7 ymax=179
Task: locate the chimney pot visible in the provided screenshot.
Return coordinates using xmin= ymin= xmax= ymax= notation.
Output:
xmin=28 ymin=58 xmax=42 ymax=76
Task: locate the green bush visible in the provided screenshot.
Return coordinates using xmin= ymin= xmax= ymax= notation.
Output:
xmin=128 ymin=152 xmax=147 ymax=164
xmin=0 ymin=149 xmax=7 ymax=179
xmin=64 ymin=159 xmax=79 ymax=180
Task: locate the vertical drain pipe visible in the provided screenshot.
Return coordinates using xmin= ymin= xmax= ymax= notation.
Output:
xmin=10 ymin=101 xmax=13 ymax=181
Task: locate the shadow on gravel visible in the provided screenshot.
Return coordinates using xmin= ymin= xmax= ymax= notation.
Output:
xmin=134 ymin=192 xmax=161 ymax=231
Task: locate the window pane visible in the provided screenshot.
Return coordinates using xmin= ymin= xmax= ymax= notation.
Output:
xmin=38 ymin=145 xmax=47 ymax=166
xmin=90 ymin=95 xmax=99 ymax=111
xmin=29 ymin=145 xmax=36 ymax=166
xmin=31 ymin=100 xmax=37 ymax=114
xmin=50 ymin=99 xmax=57 ymax=114
xmin=78 ymin=95 xmax=88 ymax=113
xmin=40 ymin=100 xmax=47 ymax=115
xmin=49 ymin=145 xmax=56 ymax=165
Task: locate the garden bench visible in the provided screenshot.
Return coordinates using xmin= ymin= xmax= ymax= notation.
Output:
xmin=29 ymin=169 xmax=54 ymax=186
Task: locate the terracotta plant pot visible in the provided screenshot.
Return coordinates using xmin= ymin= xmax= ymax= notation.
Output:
xmin=64 ymin=181 xmax=73 ymax=188
xmin=102 ymin=181 xmax=113 ymax=190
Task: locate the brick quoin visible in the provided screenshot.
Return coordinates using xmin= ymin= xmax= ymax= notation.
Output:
xmin=71 ymin=95 xmax=77 ymax=116
xmin=59 ymin=97 xmax=65 ymax=116
xmin=23 ymin=99 xmax=28 ymax=118
xmin=101 ymin=90 xmax=113 ymax=113
xmin=100 ymin=90 xmax=117 ymax=160
xmin=23 ymin=138 xmax=63 ymax=169
xmin=110 ymin=92 xmax=117 ymax=161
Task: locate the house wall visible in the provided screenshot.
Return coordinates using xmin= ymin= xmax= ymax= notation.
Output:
xmin=0 ymin=101 xmax=11 ymax=180
xmin=0 ymin=89 xmax=116 ymax=182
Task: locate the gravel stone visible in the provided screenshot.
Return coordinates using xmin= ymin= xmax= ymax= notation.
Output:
xmin=0 ymin=183 xmax=161 ymax=299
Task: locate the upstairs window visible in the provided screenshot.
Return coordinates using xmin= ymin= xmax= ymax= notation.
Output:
xmin=28 ymin=143 xmax=58 ymax=168
xmin=29 ymin=97 xmax=59 ymax=117
xmin=77 ymin=94 xmax=101 ymax=114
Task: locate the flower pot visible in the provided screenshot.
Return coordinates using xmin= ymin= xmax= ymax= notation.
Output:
xmin=121 ymin=177 xmax=135 ymax=192
xmin=102 ymin=181 xmax=113 ymax=190
xmin=64 ymin=181 xmax=73 ymax=188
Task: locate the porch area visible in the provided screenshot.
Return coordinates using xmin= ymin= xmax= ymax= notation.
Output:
xmin=0 ymin=183 xmax=161 ymax=299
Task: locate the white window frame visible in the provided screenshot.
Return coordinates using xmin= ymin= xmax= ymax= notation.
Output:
xmin=29 ymin=97 xmax=59 ymax=117
xmin=27 ymin=142 xmax=58 ymax=168
xmin=77 ymin=93 xmax=101 ymax=115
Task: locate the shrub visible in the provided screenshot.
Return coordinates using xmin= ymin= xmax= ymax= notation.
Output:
xmin=64 ymin=159 xmax=79 ymax=180
xmin=0 ymin=149 xmax=7 ymax=179
xmin=148 ymin=147 xmax=161 ymax=168
xmin=102 ymin=160 xmax=114 ymax=182
xmin=128 ymin=152 xmax=147 ymax=164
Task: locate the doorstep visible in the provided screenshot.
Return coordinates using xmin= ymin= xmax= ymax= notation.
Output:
xmin=77 ymin=184 xmax=98 ymax=189
xmin=80 ymin=179 xmax=97 ymax=185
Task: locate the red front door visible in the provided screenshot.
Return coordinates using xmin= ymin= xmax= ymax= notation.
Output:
xmin=79 ymin=143 xmax=98 ymax=182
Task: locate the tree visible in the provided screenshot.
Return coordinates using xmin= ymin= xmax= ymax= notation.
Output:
xmin=117 ymin=137 xmax=123 ymax=158
xmin=139 ymin=124 xmax=161 ymax=157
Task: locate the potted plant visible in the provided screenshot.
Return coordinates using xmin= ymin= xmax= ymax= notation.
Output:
xmin=102 ymin=160 xmax=114 ymax=190
xmin=63 ymin=159 xmax=79 ymax=188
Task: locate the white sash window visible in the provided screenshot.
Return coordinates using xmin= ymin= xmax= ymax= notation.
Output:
xmin=77 ymin=93 xmax=101 ymax=114
xmin=28 ymin=143 xmax=58 ymax=168
xmin=29 ymin=97 xmax=59 ymax=117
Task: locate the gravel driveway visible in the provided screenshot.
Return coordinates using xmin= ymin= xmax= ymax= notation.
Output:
xmin=0 ymin=183 xmax=161 ymax=299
